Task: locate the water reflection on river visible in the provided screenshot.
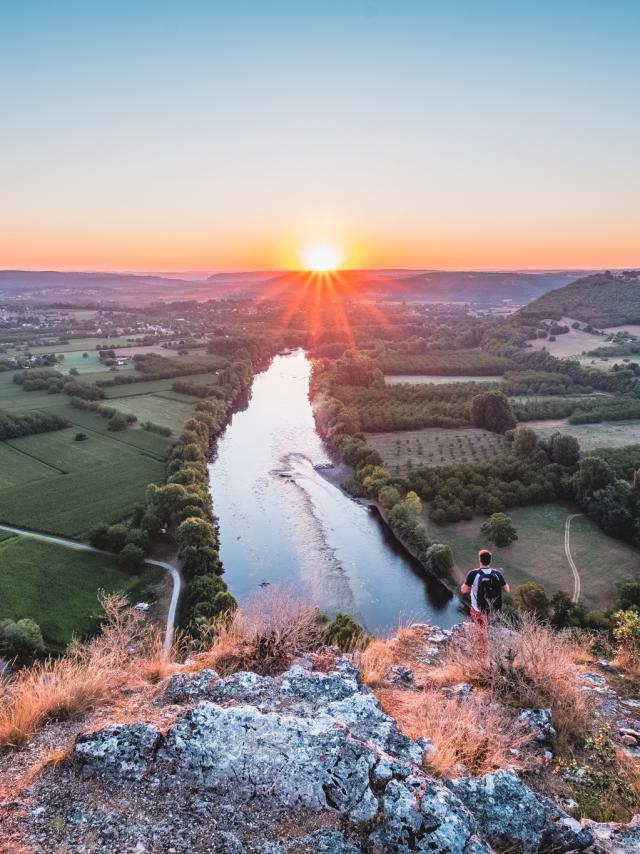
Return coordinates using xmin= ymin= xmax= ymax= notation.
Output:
xmin=208 ymin=350 xmax=461 ymax=633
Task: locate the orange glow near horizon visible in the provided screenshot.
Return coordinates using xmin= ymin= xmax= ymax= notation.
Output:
xmin=2 ymin=225 xmax=640 ymax=273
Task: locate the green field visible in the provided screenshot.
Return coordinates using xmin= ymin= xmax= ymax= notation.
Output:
xmin=54 ymin=349 xmax=112 ymax=375
xmin=0 ymin=421 xmax=166 ymax=537
xmin=17 ymin=336 xmax=147 ymax=354
xmin=0 ymin=454 xmax=165 ymax=537
xmin=524 ymin=419 xmax=640 ymax=451
xmin=0 ymin=535 xmax=158 ymax=650
xmin=421 ymin=502 xmax=639 ymax=608
xmin=5 ymin=427 xmax=152 ymax=472
xmin=385 ymin=375 xmax=503 ymax=386
xmin=366 ymin=427 xmax=508 ymax=473
xmin=101 ymin=371 xmax=215 ymax=399
xmin=103 ymin=393 xmax=197 ymax=433
xmin=0 ymin=443 xmax=58 ymax=487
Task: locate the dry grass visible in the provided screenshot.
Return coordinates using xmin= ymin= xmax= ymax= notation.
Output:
xmin=378 ymin=687 xmax=536 ymax=777
xmin=431 ymin=615 xmax=588 ymax=745
xmin=356 ymin=638 xmax=395 ymax=687
xmin=0 ymin=594 xmax=160 ymax=748
xmin=195 ymin=588 xmax=327 ymax=676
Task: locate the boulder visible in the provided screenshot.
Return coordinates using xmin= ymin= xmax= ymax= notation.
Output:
xmin=584 ymin=814 xmax=640 ymax=854
xmin=161 ymin=702 xmax=378 ymax=821
xmin=163 ymin=668 xmax=220 ymax=703
xmin=74 ymin=723 xmax=161 ymax=781
xmin=448 ymin=770 xmax=593 ymax=853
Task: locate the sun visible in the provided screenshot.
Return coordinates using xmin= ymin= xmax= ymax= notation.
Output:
xmin=300 ymin=241 xmax=344 ymax=272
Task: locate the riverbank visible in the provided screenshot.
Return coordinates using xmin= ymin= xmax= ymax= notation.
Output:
xmin=208 ymin=350 xmax=460 ymax=632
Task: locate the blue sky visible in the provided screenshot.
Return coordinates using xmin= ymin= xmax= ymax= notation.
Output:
xmin=1 ymin=1 xmax=638 ymax=269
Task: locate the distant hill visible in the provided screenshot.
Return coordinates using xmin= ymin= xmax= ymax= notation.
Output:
xmin=0 ymin=268 xmax=589 ymax=307
xmin=519 ymin=270 xmax=640 ymax=327
xmin=222 ymin=269 xmax=583 ymax=305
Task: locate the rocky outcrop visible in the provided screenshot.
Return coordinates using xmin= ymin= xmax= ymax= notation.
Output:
xmin=65 ymin=658 xmax=597 ymax=853
xmin=449 ymin=770 xmax=592 ymax=853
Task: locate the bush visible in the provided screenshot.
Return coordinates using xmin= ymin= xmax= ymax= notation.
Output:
xmin=196 ymin=588 xmax=325 ymax=676
xmin=323 ymin=613 xmax=364 ymax=649
xmin=613 ymin=610 xmax=640 ymax=671
xmin=514 ymin=582 xmax=550 ymax=620
xmin=0 ymin=618 xmax=45 ymax=664
xmin=74 ymin=432 xmax=88 ymax=442
xmin=118 ymin=544 xmax=146 ymax=573
xmin=0 ymin=595 xmax=158 ymax=747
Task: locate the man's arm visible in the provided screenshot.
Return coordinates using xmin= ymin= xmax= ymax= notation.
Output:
xmin=461 ymin=570 xmax=475 ymax=594
xmin=496 ymin=570 xmax=510 ymax=594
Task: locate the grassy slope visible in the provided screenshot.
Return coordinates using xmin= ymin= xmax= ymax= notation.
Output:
xmin=421 ymin=502 xmax=638 ymax=608
xmin=520 ymin=272 xmax=640 ymax=326
xmin=0 ymin=535 xmax=157 ymax=650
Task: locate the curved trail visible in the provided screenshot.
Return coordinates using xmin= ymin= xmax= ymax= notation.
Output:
xmin=0 ymin=523 xmax=181 ymax=654
xmin=564 ymin=513 xmax=583 ymax=603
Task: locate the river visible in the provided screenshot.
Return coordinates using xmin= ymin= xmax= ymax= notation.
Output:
xmin=208 ymin=350 xmax=461 ymax=633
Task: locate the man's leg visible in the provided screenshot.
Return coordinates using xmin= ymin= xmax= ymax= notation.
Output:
xmin=470 ymin=608 xmax=488 ymax=654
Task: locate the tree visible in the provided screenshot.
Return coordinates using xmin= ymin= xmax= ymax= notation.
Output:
xmin=549 ymin=432 xmax=580 ymax=467
xmin=549 ymin=590 xmax=588 ymax=628
xmin=118 ymin=543 xmax=145 ymax=573
xmin=480 ymin=512 xmax=518 ymax=547
xmin=615 ymin=577 xmax=640 ymax=610
xmin=425 ymin=543 xmax=454 ymax=580
xmin=470 ymin=391 xmax=516 ymax=434
xmin=515 ymin=582 xmax=550 ymax=620
xmin=573 ymin=456 xmax=614 ymax=501
xmin=512 ymin=425 xmax=538 ymax=457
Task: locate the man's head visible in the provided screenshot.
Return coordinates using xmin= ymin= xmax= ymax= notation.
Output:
xmin=478 ymin=549 xmax=492 ymax=567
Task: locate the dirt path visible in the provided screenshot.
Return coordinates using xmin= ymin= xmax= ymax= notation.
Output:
xmin=0 ymin=523 xmax=181 ymax=654
xmin=564 ymin=513 xmax=583 ymax=603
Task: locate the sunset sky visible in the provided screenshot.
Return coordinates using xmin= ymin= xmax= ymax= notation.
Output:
xmin=1 ymin=1 xmax=638 ymax=271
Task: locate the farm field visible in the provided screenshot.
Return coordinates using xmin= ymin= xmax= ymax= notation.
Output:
xmin=385 ymin=374 xmax=502 ymax=386
xmin=5 ymin=427 xmax=148 ymax=472
xmin=0 ymin=429 xmax=165 ymax=537
xmin=420 ymin=502 xmax=639 ymax=608
xmin=366 ymin=427 xmax=508 ymax=473
xmin=55 ymin=404 xmax=172 ymax=455
xmin=524 ymin=418 xmax=640 ymax=451
xmin=54 ymin=349 xmax=112 ymax=374
xmin=105 ymin=392 xmax=197 ymax=433
xmin=0 ymin=442 xmax=58 ymax=488
xmin=0 ymin=455 xmax=165 ymax=537
xmin=18 ymin=335 xmax=147 ymax=354
xmin=0 ymin=535 xmax=158 ymax=650
xmin=100 ymin=371 xmax=216 ymax=399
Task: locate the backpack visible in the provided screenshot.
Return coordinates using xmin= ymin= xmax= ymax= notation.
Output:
xmin=476 ymin=570 xmax=503 ymax=614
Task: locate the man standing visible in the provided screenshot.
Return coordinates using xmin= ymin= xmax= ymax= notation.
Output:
xmin=461 ymin=549 xmax=510 ymax=650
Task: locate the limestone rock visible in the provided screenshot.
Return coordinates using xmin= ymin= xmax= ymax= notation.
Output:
xmin=584 ymin=814 xmax=640 ymax=854
xmin=74 ymin=723 xmax=161 ymax=781
xmin=449 ymin=770 xmax=593 ymax=853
